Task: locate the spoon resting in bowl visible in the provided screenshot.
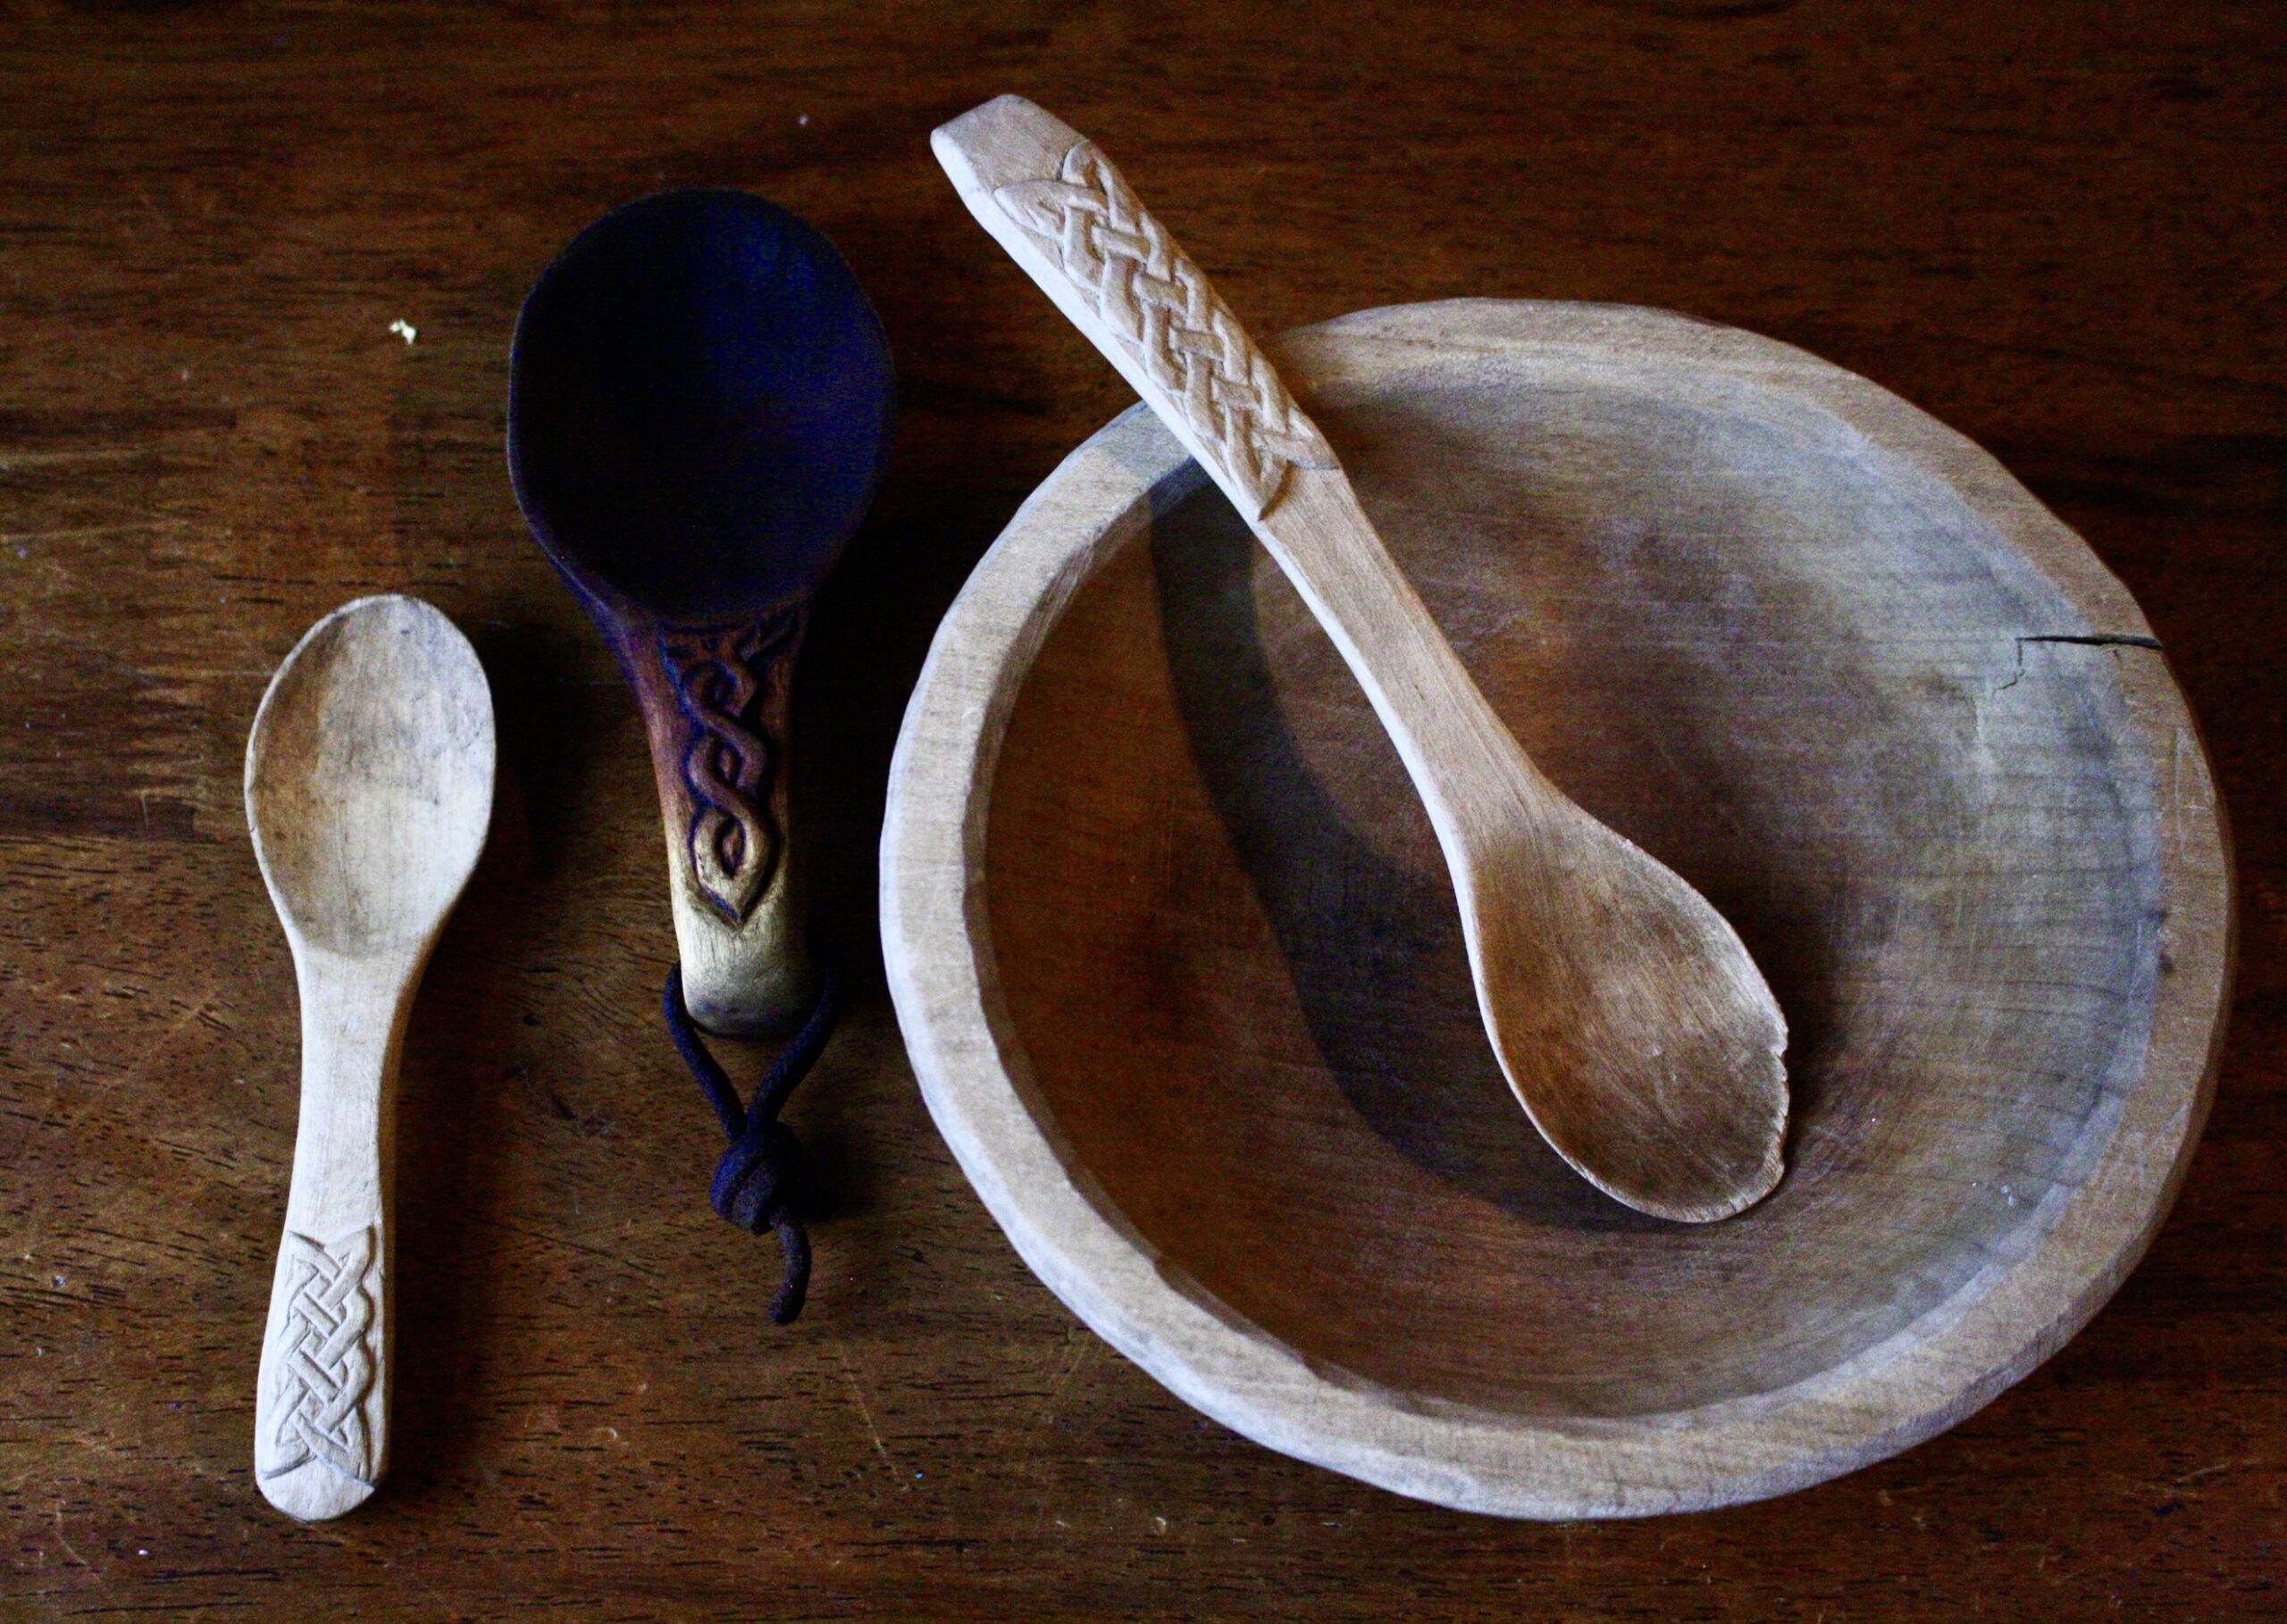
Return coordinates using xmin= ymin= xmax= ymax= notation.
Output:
xmin=245 ymin=595 xmax=494 ymax=1519
xmin=934 ymin=96 xmax=1787 ymax=1221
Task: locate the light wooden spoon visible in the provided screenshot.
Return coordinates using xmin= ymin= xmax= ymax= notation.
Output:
xmin=245 ymin=594 xmax=494 ymax=1519
xmin=934 ymin=96 xmax=1788 ymax=1221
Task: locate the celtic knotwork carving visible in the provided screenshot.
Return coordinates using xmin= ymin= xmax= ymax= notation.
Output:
xmin=661 ymin=613 xmax=796 ymax=925
xmin=264 ymin=1226 xmax=378 ymax=1485
xmin=994 ymin=140 xmax=1335 ymax=518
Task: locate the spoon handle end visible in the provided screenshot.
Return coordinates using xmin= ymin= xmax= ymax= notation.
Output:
xmin=254 ymin=1217 xmax=388 ymax=1520
xmin=934 ymin=96 xmax=1336 ymax=523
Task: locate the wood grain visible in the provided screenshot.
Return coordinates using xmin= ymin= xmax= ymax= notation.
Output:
xmin=1 ymin=1 xmax=2281 ymax=1617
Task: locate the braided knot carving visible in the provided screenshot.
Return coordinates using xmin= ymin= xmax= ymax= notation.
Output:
xmin=662 ymin=613 xmax=796 ymax=925
xmin=995 ymin=140 xmax=1334 ymax=518
xmin=264 ymin=1226 xmax=378 ymax=1485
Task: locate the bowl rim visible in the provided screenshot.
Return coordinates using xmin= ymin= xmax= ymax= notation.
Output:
xmin=880 ymin=298 xmax=2233 ymax=1519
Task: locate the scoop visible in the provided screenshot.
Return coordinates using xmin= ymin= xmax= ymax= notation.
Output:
xmin=934 ymin=96 xmax=1788 ymax=1220
xmin=245 ymin=594 xmax=494 ymax=1519
xmin=507 ymin=188 xmax=894 ymax=1037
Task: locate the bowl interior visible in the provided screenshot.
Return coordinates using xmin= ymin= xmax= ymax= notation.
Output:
xmin=984 ymin=355 xmax=2162 ymax=1419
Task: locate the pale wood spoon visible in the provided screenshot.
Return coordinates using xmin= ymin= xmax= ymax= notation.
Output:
xmin=934 ymin=96 xmax=1788 ymax=1221
xmin=245 ymin=594 xmax=494 ymax=1519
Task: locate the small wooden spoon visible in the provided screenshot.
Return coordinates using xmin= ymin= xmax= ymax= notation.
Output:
xmin=934 ymin=96 xmax=1788 ymax=1221
xmin=245 ymin=595 xmax=494 ymax=1519
xmin=507 ymin=189 xmax=894 ymax=1038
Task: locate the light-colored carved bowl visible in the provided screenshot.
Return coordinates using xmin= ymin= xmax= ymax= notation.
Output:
xmin=882 ymin=301 xmax=2232 ymax=1519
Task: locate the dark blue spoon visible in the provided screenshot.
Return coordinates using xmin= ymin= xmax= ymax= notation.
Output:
xmin=508 ymin=189 xmax=892 ymax=1041
xmin=508 ymin=189 xmax=892 ymax=1325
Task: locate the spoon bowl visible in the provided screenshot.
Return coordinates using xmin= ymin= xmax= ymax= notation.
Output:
xmin=246 ymin=593 xmax=494 ymax=1521
xmin=249 ymin=597 xmax=495 ymax=955
xmin=509 ymin=188 xmax=893 ymax=1035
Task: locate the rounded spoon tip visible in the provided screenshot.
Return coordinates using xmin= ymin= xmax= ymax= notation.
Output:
xmin=1520 ymin=1009 xmax=1789 ymax=1224
xmin=246 ymin=593 xmax=495 ymax=959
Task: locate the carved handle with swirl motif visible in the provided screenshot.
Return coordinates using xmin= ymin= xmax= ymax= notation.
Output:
xmin=610 ymin=605 xmax=817 ymax=1039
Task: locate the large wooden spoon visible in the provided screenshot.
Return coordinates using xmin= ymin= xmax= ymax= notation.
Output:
xmin=245 ymin=595 xmax=494 ymax=1519
xmin=934 ymin=96 xmax=1787 ymax=1221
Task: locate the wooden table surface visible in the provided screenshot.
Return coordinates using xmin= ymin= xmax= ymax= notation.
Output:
xmin=4 ymin=4 xmax=2280 ymax=1619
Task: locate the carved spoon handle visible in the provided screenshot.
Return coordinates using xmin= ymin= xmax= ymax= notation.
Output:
xmin=932 ymin=96 xmax=1337 ymax=524
xmin=931 ymin=95 xmax=1560 ymax=864
xmin=251 ymin=951 xmax=409 ymax=1521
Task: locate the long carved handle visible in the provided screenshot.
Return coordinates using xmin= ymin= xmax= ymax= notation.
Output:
xmin=933 ymin=96 xmax=1556 ymax=837
xmin=254 ymin=950 xmax=411 ymax=1521
xmin=934 ymin=96 xmax=1339 ymax=522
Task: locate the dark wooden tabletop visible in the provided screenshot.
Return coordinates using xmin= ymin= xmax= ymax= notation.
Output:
xmin=4 ymin=4 xmax=2281 ymax=1619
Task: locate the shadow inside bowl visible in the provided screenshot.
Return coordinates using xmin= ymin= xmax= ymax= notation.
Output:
xmin=984 ymin=360 xmax=2162 ymax=1420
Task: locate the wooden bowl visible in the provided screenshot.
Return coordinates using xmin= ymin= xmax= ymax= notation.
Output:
xmin=882 ymin=300 xmax=2232 ymax=1519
